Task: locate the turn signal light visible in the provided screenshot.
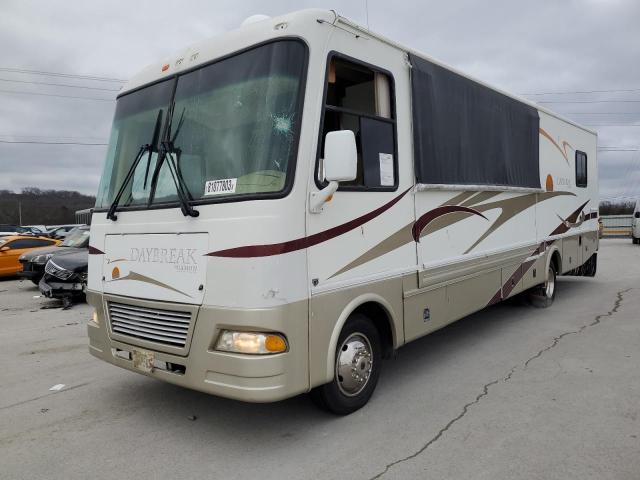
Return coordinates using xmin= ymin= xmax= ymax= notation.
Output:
xmin=215 ymin=330 xmax=288 ymax=355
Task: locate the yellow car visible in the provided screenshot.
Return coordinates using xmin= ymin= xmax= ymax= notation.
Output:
xmin=0 ymin=235 xmax=61 ymax=277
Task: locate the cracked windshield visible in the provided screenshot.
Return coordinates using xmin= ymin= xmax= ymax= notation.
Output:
xmin=95 ymin=40 xmax=306 ymax=209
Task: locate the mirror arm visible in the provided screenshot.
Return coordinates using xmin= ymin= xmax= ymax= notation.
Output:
xmin=309 ymin=181 xmax=339 ymax=214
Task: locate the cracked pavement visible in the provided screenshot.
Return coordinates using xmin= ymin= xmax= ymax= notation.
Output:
xmin=1 ymin=239 xmax=639 ymax=479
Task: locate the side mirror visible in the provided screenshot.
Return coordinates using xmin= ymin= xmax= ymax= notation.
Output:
xmin=309 ymin=130 xmax=357 ymax=213
xmin=324 ymin=130 xmax=357 ymax=182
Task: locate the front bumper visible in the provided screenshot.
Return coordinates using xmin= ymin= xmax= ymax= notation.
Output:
xmin=86 ymin=290 xmax=309 ymax=403
xmin=18 ymin=262 xmax=44 ymax=280
xmin=39 ymin=276 xmax=85 ymax=298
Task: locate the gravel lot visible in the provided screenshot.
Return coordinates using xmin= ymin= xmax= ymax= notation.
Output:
xmin=1 ymin=238 xmax=639 ymax=480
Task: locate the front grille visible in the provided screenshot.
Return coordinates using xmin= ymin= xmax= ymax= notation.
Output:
xmin=108 ymin=302 xmax=192 ymax=347
xmin=45 ymin=260 xmax=72 ymax=280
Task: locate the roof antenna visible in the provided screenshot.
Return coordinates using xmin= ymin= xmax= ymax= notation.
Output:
xmin=364 ymin=0 xmax=370 ymax=30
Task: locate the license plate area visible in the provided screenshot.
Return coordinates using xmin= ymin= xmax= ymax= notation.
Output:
xmin=132 ymin=349 xmax=155 ymax=373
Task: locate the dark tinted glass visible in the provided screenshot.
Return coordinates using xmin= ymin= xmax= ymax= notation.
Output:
xmin=576 ymin=151 xmax=587 ymax=187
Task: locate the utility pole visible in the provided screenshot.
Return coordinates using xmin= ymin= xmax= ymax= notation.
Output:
xmin=18 ymin=200 xmax=22 ymax=225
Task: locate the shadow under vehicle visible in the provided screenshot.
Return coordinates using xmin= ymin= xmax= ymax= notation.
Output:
xmin=19 ymin=226 xmax=90 ymax=285
xmin=39 ymin=247 xmax=88 ymax=307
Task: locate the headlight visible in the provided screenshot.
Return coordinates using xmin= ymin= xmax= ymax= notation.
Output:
xmin=90 ymin=310 xmax=100 ymax=326
xmin=33 ymin=253 xmax=53 ymax=264
xmin=215 ymin=330 xmax=288 ymax=355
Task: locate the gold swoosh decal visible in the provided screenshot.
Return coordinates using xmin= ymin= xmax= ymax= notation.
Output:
xmin=539 ymin=127 xmax=572 ymax=165
xmin=107 ymin=271 xmax=192 ymax=298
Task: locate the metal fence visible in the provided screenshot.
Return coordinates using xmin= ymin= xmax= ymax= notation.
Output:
xmin=75 ymin=208 xmax=93 ymax=225
xmin=601 ymin=214 xmax=632 ymax=237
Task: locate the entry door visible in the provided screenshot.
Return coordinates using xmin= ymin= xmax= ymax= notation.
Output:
xmin=306 ymin=43 xmax=415 ymax=293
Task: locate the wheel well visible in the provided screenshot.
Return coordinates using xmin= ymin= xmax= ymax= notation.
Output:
xmin=351 ymin=302 xmax=394 ymax=359
xmin=551 ymin=250 xmax=562 ymax=274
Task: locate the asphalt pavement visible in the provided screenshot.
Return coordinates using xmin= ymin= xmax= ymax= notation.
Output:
xmin=1 ymin=238 xmax=639 ymax=479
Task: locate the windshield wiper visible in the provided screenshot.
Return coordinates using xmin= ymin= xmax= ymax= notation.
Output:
xmin=147 ymin=104 xmax=198 ymax=217
xmin=106 ymin=144 xmax=149 ymax=221
xmin=151 ymin=141 xmax=199 ymax=217
xmin=107 ymin=109 xmax=163 ymax=221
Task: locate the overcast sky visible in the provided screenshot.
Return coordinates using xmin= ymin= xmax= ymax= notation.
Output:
xmin=1 ymin=0 xmax=639 ymax=201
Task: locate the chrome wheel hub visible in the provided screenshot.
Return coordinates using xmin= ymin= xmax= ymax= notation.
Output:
xmin=545 ymin=268 xmax=555 ymax=298
xmin=336 ymin=332 xmax=373 ymax=397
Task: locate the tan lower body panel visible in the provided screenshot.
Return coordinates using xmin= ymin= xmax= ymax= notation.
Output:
xmin=87 ymin=291 xmax=309 ymax=403
xmin=404 ymin=231 xmax=598 ymax=343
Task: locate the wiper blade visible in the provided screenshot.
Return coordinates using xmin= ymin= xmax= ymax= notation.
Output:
xmin=107 ymin=109 xmax=163 ymax=221
xmin=157 ymin=141 xmax=199 ymax=218
xmin=106 ymin=144 xmax=149 ymax=221
xmin=147 ymin=103 xmax=197 ymax=217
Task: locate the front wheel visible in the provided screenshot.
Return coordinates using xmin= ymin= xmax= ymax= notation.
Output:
xmin=311 ymin=314 xmax=382 ymax=415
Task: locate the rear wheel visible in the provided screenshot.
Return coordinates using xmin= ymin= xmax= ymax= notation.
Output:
xmin=311 ymin=314 xmax=382 ymax=415
xmin=528 ymin=263 xmax=557 ymax=308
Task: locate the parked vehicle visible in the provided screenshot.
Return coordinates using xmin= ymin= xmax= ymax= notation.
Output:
xmin=46 ymin=225 xmax=81 ymax=239
xmin=87 ymin=10 xmax=599 ymax=414
xmin=19 ymin=226 xmax=90 ymax=284
xmin=39 ymin=248 xmax=88 ymax=303
xmin=0 ymin=225 xmax=44 ymax=237
xmin=0 ymin=236 xmax=61 ymax=277
xmin=632 ymin=200 xmax=640 ymax=244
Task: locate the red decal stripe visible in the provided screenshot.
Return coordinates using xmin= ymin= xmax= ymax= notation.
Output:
xmin=88 ymin=245 xmax=104 ymax=255
xmin=412 ymin=205 xmax=487 ymax=242
xmin=207 ymin=187 xmax=412 ymax=258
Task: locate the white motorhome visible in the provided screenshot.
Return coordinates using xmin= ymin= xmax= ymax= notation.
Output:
xmin=633 ymin=200 xmax=640 ymax=244
xmin=88 ymin=10 xmax=599 ymax=414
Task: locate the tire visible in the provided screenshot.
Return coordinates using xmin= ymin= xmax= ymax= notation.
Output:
xmin=528 ymin=263 xmax=557 ymax=308
xmin=311 ymin=314 xmax=382 ymax=415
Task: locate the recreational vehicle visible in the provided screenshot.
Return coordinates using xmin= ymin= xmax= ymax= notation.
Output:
xmin=87 ymin=10 xmax=599 ymax=414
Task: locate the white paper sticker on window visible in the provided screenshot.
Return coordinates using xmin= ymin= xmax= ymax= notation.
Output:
xmin=204 ymin=178 xmax=237 ymax=196
xmin=379 ymin=153 xmax=394 ymax=186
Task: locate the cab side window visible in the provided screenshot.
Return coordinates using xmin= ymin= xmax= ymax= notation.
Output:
xmin=7 ymin=239 xmax=51 ymax=249
xmin=318 ymin=56 xmax=397 ymax=190
xmin=576 ymin=151 xmax=587 ymax=188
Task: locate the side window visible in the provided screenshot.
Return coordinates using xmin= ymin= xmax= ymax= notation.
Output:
xmin=317 ymin=56 xmax=397 ymax=190
xmin=8 ymin=240 xmax=32 ymax=249
xmin=32 ymin=239 xmax=54 ymax=247
xmin=575 ymin=151 xmax=587 ymax=188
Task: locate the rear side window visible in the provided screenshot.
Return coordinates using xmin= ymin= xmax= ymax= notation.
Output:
xmin=317 ymin=55 xmax=397 ymax=190
xmin=575 ymin=151 xmax=587 ymax=188
xmin=7 ymin=239 xmax=53 ymax=249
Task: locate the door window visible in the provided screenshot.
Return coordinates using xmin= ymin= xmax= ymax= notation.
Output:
xmin=575 ymin=151 xmax=587 ymax=188
xmin=317 ymin=56 xmax=397 ymax=190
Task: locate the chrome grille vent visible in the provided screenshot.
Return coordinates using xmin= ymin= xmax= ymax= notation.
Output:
xmin=45 ymin=260 xmax=73 ymax=280
xmin=108 ymin=302 xmax=192 ymax=347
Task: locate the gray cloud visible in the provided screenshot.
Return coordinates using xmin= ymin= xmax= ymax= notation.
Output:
xmin=1 ymin=0 xmax=639 ymax=200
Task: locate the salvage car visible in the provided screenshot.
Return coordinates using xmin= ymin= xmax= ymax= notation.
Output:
xmin=39 ymin=247 xmax=88 ymax=304
xmin=0 ymin=225 xmax=45 ymax=237
xmin=19 ymin=226 xmax=89 ymax=284
xmin=0 ymin=236 xmax=60 ymax=277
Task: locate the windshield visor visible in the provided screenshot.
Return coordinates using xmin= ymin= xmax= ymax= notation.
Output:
xmin=95 ymin=40 xmax=307 ymax=210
